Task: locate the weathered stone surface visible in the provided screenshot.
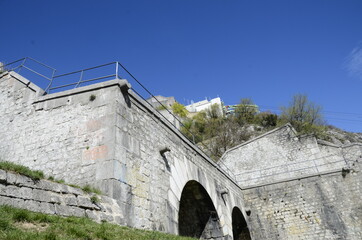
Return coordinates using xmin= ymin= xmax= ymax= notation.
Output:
xmin=24 ymin=200 xmax=41 ymax=212
xmin=2 ymin=72 xmax=360 ymax=240
xmin=85 ymin=209 xmax=100 ymax=221
xmin=63 ymin=194 xmax=78 ymax=206
xmin=0 ymin=169 xmax=6 ymax=182
xmin=39 ymin=202 xmax=56 ymax=214
xmin=220 ymin=124 xmax=361 ymax=187
xmin=55 ymin=204 xmax=85 ymax=217
xmin=33 ymin=189 xmax=53 ymax=202
xmin=242 ymin=162 xmax=362 ymax=240
xmin=64 ymin=185 xmax=83 ymax=196
xmin=0 ymin=168 xmax=124 ymax=226
xmin=77 ymin=195 xmax=95 ymax=209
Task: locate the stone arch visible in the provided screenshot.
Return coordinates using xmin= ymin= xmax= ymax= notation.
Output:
xmin=178 ymin=180 xmax=224 ymax=239
xmin=232 ymin=207 xmax=251 ymax=240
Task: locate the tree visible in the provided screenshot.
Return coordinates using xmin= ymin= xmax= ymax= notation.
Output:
xmin=254 ymin=111 xmax=278 ymax=128
xmin=172 ymin=102 xmax=188 ymax=118
xmin=280 ymin=94 xmax=325 ymax=135
xmin=235 ymin=98 xmax=258 ymax=124
xmin=206 ymin=103 xmax=223 ymax=119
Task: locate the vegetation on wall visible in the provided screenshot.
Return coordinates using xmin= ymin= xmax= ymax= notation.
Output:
xmin=0 ymin=161 xmax=44 ymax=181
xmin=0 ymin=161 xmax=101 ymax=195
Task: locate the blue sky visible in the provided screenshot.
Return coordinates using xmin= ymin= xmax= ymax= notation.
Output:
xmin=1 ymin=0 xmax=361 ymax=132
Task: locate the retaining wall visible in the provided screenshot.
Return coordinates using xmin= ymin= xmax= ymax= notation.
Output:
xmin=0 ymin=169 xmax=123 ymax=224
xmin=0 ymin=71 xmax=246 ymax=239
xmin=242 ymin=161 xmax=362 ymax=239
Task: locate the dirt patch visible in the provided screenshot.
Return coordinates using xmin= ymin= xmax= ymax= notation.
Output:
xmin=15 ymin=222 xmax=49 ymax=232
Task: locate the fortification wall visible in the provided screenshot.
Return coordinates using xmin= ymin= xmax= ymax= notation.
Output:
xmin=0 ymin=71 xmax=122 ymax=185
xmin=0 ymin=72 xmax=246 ymax=239
xmin=0 ymin=169 xmax=123 ymax=224
xmin=219 ymin=124 xmax=361 ymax=187
xmin=243 ymin=161 xmax=362 ymax=239
xmin=100 ymin=86 xmax=246 ymax=237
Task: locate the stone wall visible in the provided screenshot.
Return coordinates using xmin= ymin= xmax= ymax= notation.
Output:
xmin=219 ymin=124 xmax=362 ymax=187
xmin=242 ymin=160 xmax=362 ymax=239
xmin=0 ymin=71 xmax=125 ymax=185
xmin=0 ymin=71 xmax=247 ymax=239
xmin=0 ymin=169 xmax=124 ymax=224
xmin=100 ymin=87 xmax=247 ymax=237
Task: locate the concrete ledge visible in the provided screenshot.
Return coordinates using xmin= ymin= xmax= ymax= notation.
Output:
xmin=34 ymin=79 xmax=131 ymax=103
xmin=8 ymin=71 xmax=45 ymax=96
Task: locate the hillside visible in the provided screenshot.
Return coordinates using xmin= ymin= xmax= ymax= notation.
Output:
xmin=0 ymin=205 xmax=195 ymax=240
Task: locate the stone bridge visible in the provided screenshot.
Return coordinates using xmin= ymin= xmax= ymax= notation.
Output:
xmin=0 ymin=71 xmax=251 ymax=240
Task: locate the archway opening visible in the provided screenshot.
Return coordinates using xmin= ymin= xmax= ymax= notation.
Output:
xmin=178 ymin=180 xmax=223 ymax=239
xmin=232 ymin=207 xmax=251 ymax=240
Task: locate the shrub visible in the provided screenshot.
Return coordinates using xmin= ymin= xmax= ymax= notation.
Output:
xmin=254 ymin=112 xmax=278 ymax=127
xmin=171 ymin=103 xmax=188 ymax=118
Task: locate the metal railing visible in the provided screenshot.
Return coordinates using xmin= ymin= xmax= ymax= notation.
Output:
xmin=1 ymin=57 xmax=56 ymax=91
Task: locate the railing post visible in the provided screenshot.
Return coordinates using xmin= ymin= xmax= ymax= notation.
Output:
xmin=75 ymin=70 xmax=84 ymax=88
xmin=116 ymin=62 xmax=119 ymax=79
xmin=17 ymin=57 xmax=27 ymax=74
xmin=45 ymin=69 xmax=57 ymax=95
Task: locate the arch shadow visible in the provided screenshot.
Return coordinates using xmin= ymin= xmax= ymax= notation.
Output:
xmin=178 ymin=180 xmax=223 ymax=239
xmin=232 ymin=207 xmax=251 ymax=240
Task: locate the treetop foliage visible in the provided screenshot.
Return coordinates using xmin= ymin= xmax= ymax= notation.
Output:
xmin=180 ymin=94 xmax=327 ymax=161
xmin=172 ymin=102 xmax=188 ymax=118
xmin=279 ymin=94 xmax=326 ymax=137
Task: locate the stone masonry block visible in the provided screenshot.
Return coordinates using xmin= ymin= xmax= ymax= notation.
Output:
xmin=0 ymin=169 xmax=6 ymax=182
xmin=4 ymin=185 xmax=20 ymax=198
xmin=65 ymin=186 xmax=83 ymax=196
xmin=77 ymin=195 xmax=95 ymax=209
xmin=55 ymin=205 xmax=85 ymax=217
xmin=39 ymin=202 xmax=56 ymax=215
xmin=86 ymin=209 xmax=100 ymax=222
xmin=18 ymin=187 xmax=33 ymax=200
xmin=0 ymin=195 xmax=15 ymax=206
xmin=96 ymin=160 xmax=123 ymax=180
xmin=13 ymin=174 xmax=36 ymax=188
xmin=82 ymin=145 xmax=109 ymax=163
xmin=63 ymin=194 xmax=78 ymax=206
xmin=45 ymin=98 xmax=68 ymax=110
xmin=6 ymin=172 xmax=19 ymax=185
xmin=33 ymin=189 xmax=53 ymax=202
xmin=24 ymin=200 xmax=41 ymax=212
xmin=36 ymin=180 xmax=67 ymax=193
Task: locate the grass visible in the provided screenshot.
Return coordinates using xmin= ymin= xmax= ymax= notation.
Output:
xmin=0 ymin=161 xmax=101 ymax=195
xmin=82 ymin=184 xmax=102 ymax=195
xmin=0 ymin=161 xmax=44 ymax=181
xmin=0 ymin=205 xmax=196 ymax=240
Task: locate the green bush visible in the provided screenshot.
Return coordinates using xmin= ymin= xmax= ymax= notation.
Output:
xmin=172 ymin=102 xmax=188 ymax=118
xmin=254 ymin=112 xmax=278 ymax=127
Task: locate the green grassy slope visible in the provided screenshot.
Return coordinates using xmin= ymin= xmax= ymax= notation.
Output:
xmin=0 ymin=205 xmax=196 ymax=240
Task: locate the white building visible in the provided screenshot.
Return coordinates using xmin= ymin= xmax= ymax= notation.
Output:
xmin=185 ymin=97 xmax=223 ymax=115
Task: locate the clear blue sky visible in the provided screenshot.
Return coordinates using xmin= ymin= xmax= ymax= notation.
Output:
xmin=1 ymin=0 xmax=361 ymax=132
